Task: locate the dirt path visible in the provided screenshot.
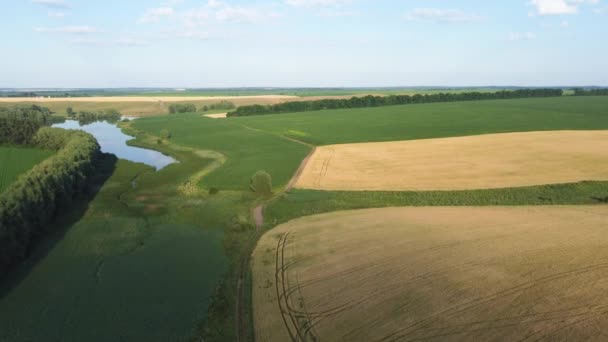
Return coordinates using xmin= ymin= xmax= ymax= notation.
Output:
xmin=235 ymin=128 xmax=317 ymax=342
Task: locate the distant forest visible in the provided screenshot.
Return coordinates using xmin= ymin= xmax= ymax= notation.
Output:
xmin=229 ymin=88 xmax=565 ymax=117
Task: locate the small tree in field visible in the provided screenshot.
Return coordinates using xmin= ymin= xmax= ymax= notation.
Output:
xmin=160 ymin=128 xmax=171 ymax=140
xmin=250 ymin=170 xmax=272 ymax=196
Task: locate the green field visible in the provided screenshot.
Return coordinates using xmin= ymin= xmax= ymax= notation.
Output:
xmin=3 ymin=95 xmax=608 ymax=341
xmin=130 ymin=113 xmax=311 ymax=191
xmin=236 ymin=96 xmax=608 ymax=145
xmin=0 ymin=152 xmax=234 ymax=341
xmin=0 ymin=146 xmax=53 ymax=193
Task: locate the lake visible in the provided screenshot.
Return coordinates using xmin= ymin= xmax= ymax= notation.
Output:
xmin=52 ymin=120 xmax=177 ymax=170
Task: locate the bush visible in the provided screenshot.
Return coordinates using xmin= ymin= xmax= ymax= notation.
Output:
xmin=169 ymin=103 xmax=197 ymax=114
xmin=209 ymin=187 xmax=220 ymax=195
xmin=0 ymin=127 xmax=101 ymax=276
xmin=160 ymin=129 xmax=171 ymax=140
xmin=250 ymin=170 xmax=272 ymax=196
xmin=199 ymin=101 xmax=236 ymax=112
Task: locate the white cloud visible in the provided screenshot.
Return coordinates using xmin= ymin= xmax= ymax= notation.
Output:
xmin=117 ymin=38 xmax=149 ymax=47
xmin=529 ymin=0 xmax=599 ymax=15
xmin=285 ymin=0 xmax=350 ymax=7
xmin=139 ymin=7 xmax=174 ymax=23
xmin=507 ymin=32 xmax=537 ymax=41
xmin=32 ymin=0 xmax=68 ymax=9
xmin=405 ymin=8 xmax=483 ymax=23
xmin=215 ymin=6 xmax=279 ymax=23
xmin=594 ymin=6 xmax=608 ymax=14
xmin=47 ymin=11 xmax=66 ymax=18
xmin=35 ymin=26 xmax=101 ymax=34
xmin=317 ymin=9 xmax=358 ymax=17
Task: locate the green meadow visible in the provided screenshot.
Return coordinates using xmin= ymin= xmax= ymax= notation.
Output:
xmin=131 ymin=113 xmax=311 ymax=191
xmin=0 ymin=146 xmax=53 ymax=193
xmin=235 ymin=96 xmax=608 ymax=145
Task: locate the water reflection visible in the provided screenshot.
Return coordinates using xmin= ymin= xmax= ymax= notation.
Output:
xmin=52 ymin=120 xmax=177 ymax=170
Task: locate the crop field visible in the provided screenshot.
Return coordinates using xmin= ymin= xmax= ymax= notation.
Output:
xmin=236 ymin=96 xmax=608 ymax=145
xmin=0 ymin=95 xmax=298 ymax=116
xmin=0 ymin=146 xmax=53 ymax=193
xmin=0 ymin=152 xmax=236 ymax=341
xmin=253 ymin=206 xmax=608 ymax=342
xmin=130 ymin=113 xmax=311 ymax=191
xmin=295 ymin=130 xmax=608 ymax=191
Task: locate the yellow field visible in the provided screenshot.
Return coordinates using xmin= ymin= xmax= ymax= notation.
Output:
xmin=295 ymin=130 xmax=608 ymax=191
xmin=0 ymin=95 xmax=297 ymax=116
xmin=252 ymin=206 xmax=608 ymax=342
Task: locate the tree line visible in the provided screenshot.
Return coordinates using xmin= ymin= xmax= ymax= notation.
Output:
xmin=66 ymin=107 xmax=121 ymax=124
xmin=573 ymin=88 xmax=608 ymax=96
xmin=169 ymin=103 xmax=197 ymax=114
xmin=228 ymin=88 xmax=564 ymax=117
xmin=0 ymin=105 xmax=54 ymax=145
xmin=0 ymin=121 xmax=101 ymax=277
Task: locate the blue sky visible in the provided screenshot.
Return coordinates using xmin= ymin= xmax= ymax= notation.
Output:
xmin=1 ymin=0 xmax=607 ymax=87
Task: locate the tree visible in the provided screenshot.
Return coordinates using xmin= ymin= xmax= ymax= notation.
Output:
xmin=250 ymin=170 xmax=272 ymax=196
xmin=160 ymin=128 xmax=171 ymax=140
xmin=66 ymin=107 xmax=75 ymax=117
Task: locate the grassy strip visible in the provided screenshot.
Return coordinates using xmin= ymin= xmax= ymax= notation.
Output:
xmin=264 ymin=182 xmax=608 ymax=229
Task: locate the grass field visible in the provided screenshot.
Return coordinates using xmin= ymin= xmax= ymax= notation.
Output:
xmin=253 ymin=206 xmax=608 ymax=342
xmin=130 ymin=113 xmax=311 ymax=191
xmin=0 ymin=151 xmax=236 ymax=341
xmin=236 ymin=96 xmax=608 ymax=145
xmin=0 ymin=146 xmax=53 ymax=193
xmin=296 ymin=130 xmax=608 ymax=191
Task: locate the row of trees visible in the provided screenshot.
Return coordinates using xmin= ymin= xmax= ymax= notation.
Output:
xmin=229 ymin=88 xmax=564 ymax=117
xmin=199 ymin=101 xmax=236 ymax=112
xmin=169 ymin=103 xmax=197 ymax=114
xmin=0 ymin=105 xmax=54 ymax=144
xmin=573 ymin=88 xmax=608 ymax=96
xmin=0 ymin=127 xmax=101 ymax=277
xmin=66 ymin=107 xmax=121 ymax=124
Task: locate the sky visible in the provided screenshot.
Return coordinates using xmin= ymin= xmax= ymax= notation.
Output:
xmin=1 ymin=0 xmax=607 ymax=88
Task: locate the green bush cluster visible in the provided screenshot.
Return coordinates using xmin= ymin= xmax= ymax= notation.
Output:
xmin=250 ymin=170 xmax=272 ymax=196
xmin=0 ymin=127 xmax=101 ymax=276
xmin=229 ymin=88 xmax=564 ymax=116
xmin=68 ymin=108 xmax=121 ymax=124
xmin=0 ymin=105 xmax=53 ymax=144
xmin=199 ymin=101 xmax=236 ymax=112
xmin=169 ymin=103 xmax=197 ymax=114
xmin=574 ymin=88 xmax=608 ymax=96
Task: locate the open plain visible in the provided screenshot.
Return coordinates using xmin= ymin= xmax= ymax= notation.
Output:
xmin=253 ymin=206 xmax=608 ymax=342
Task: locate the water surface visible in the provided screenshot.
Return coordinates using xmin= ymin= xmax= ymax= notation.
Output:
xmin=52 ymin=120 xmax=176 ymax=170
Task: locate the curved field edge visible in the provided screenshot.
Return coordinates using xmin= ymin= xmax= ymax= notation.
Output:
xmin=263 ymin=183 xmax=608 ymax=229
xmin=252 ymin=206 xmax=608 ymax=342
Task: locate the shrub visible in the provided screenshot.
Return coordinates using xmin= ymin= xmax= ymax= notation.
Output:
xmin=250 ymin=170 xmax=272 ymax=196
xmin=160 ymin=129 xmax=171 ymax=140
xmin=169 ymin=103 xmax=197 ymax=114
xmin=209 ymin=187 xmax=220 ymax=195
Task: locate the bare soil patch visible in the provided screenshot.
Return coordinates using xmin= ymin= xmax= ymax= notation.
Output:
xmin=204 ymin=112 xmax=228 ymax=119
xmin=296 ymin=130 xmax=608 ymax=191
xmin=252 ymin=205 xmax=608 ymax=342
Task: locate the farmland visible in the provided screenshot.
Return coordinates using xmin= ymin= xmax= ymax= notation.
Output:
xmin=2 ymin=94 xmax=608 ymax=341
xmin=253 ymin=206 xmax=608 ymax=342
xmin=0 ymin=151 xmax=232 ymax=341
xmin=0 ymin=146 xmax=53 ymax=193
xmin=129 ymin=113 xmax=311 ymax=191
xmin=295 ymin=130 xmax=608 ymax=191
xmin=237 ymin=96 xmax=608 ymax=145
